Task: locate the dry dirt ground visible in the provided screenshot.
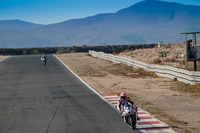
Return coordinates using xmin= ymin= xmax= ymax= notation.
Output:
xmin=56 ymin=53 xmax=200 ymax=133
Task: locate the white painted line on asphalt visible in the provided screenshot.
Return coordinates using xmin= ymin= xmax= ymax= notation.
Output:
xmin=139 ymin=128 xmax=175 ymax=133
xmin=54 ymin=55 xmax=120 ymax=113
xmin=139 ymin=119 xmax=158 ymax=122
xmin=137 ymin=124 xmax=165 ymax=128
xmin=111 ymin=103 xmax=119 ymax=107
xmin=138 ymin=110 xmax=146 ymax=113
xmin=107 ymin=99 xmax=119 ymax=102
xmin=104 ymin=95 xmax=120 ymax=98
xmin=109 ymin=101 xmax=119 ymax=104
xmin=139 ymin=114 xmax=153 ymax=117
xmin=142 ymin=129 xmax=175 ymax=133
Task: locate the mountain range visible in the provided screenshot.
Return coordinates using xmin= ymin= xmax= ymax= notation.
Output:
xmin=0 ymin=0 xmax=200 ymax=48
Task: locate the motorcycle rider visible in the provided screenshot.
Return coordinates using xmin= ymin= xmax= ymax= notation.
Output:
xmin=41 ymin=55 xmax=47 ymax=64
xmin=118 ymin=92 xmax=140 ymax=121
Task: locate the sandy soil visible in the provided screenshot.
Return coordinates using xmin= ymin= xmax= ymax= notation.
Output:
xmin=56 ymin=53 xmax=200 ymax=133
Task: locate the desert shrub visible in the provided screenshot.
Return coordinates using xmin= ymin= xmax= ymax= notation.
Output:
xmin=165 ymin=43 xmax=172 ymax=48
xmin=165 ymin=57 xmax=177 ymax=62
xmin=175 ymin=82 xmax=200 ymax=98
xmin=136 ymin=68 xmax=158 ymax=78
xmin=173 ymin=77 xmax=177 ymax=81
xmin=153 ymin=58 xmax=162 ymax=64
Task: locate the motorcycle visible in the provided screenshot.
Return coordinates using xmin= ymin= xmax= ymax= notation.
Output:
xmin=121 ymin=103 xmax=137 ymax=129
xmin=41 ymin=58 xmax=46 ymax=66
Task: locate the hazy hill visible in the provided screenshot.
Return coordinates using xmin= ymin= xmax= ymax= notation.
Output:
xmin=0 ymin=0 xmax=200 ymax=48
xmin=0 ymin=19 xmax=44 ymax=30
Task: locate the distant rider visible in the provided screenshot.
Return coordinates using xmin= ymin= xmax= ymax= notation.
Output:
xmin=118 ymin=92 xmax=140 ymax=121
xmin=41 ymin=55 xmax=47 ymax=62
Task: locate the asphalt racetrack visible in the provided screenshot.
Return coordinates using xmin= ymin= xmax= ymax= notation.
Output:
xmin=0 ymin=55 xmax=140 ymax=133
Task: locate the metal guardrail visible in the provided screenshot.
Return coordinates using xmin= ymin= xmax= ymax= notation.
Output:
xmin=89 ymin=50 xmax=200 ymax=84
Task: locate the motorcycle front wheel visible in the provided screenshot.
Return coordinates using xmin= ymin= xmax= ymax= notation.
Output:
xmin=130 ymin=114 xmax=136 ymax=130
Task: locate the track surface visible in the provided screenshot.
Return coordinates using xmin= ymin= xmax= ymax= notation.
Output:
xmin=0 ymin=55 xmax=140 ymax=133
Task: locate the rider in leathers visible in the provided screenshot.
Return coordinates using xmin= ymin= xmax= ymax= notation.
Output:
xmin=118 ymin=92 xmax=140 ymax=121
xmin=41 ymin=55 xmax=47 ymax=62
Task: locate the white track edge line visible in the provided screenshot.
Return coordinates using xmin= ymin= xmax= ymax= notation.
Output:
xmin=104 ymin=95 xmax=119 ymax=98
xmin=54 ymin=55 xmax=120 ymax=113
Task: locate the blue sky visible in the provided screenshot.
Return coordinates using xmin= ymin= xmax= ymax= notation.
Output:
xmin=0 ymin=0 xmax=200 ymax=24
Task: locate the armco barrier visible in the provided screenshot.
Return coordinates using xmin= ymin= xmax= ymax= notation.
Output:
xmin=89 ymin=50 xmax=200 ymax=84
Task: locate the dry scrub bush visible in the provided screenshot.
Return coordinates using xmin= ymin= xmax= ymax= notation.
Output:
xmin=165 ymin=43 xmax=172 ymax=48
xmin=165 ymin=57 xmax=177 ymax=62
xmin=120 ymin=63 xmax=158 ymax=78
xmin=153 ymin=58 xmax=162 ymax=64
xmin=136 ymin=68 xmax=158 ymax=78
xmin=101 ymin=62 xmax=158 ymax=78
xmin=174 ymin=82 xmax=200 ymax=98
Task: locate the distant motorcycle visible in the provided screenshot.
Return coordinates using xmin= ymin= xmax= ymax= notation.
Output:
xmin=41 ymin=58 xmax=46 ymax=66
xmin=41 ymin=56 xmax=47 ymax=66
xmin=121 ymin=103 xmax=137 ymax=129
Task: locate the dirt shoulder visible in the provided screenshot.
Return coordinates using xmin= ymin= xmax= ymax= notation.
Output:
xmin=0 ymin=56 xmax=6 ymax=60
xmin=56 ymin=53 xmax=200 ymax=133
xmin=0 ymin=56 xmax=8 ymax=61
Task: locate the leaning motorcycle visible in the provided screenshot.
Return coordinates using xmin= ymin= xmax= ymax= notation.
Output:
xmin=121 ymin=103 xmax=137 ymax=129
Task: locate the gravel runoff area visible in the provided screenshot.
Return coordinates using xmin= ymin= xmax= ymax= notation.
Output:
xmin=56 ymin=53 xmax=200 ymax=133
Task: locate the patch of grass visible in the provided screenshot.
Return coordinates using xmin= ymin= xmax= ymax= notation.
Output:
xmin=146 ymin=107 xmax=198 ymax=133
xmin=77 ymin=65 xmax=107 ymax=77
xmin=98 ymin=85 xmax=104 ymax=88
xmin=173 ymin=82 xmax=200 ymax=98
xmin=100 ymin=62 xmax=158 ymax=78
xmin=111 ymin=83 xmax=118 ymax=88
xmin=153 ymin=58 xmax=162 ymax=64
xmin=166 ymin=43 xmax=172 ymax=48
xmin=173 ymin=77 xmax=177 ymax=82
xmin=147 ymin=106 xmax=184 ymax=126
xmin=128 ymin=93 xmax=152 ymax=106
xmin=86 ymin=53 xmax=91 ymax=56
xmin=115 ymin=92 xmax=121 ymax=96
xmin=136 ymin=68 xmax=158 ymax=78
xmin=165 ymin=57 xmax=178 ymax=62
